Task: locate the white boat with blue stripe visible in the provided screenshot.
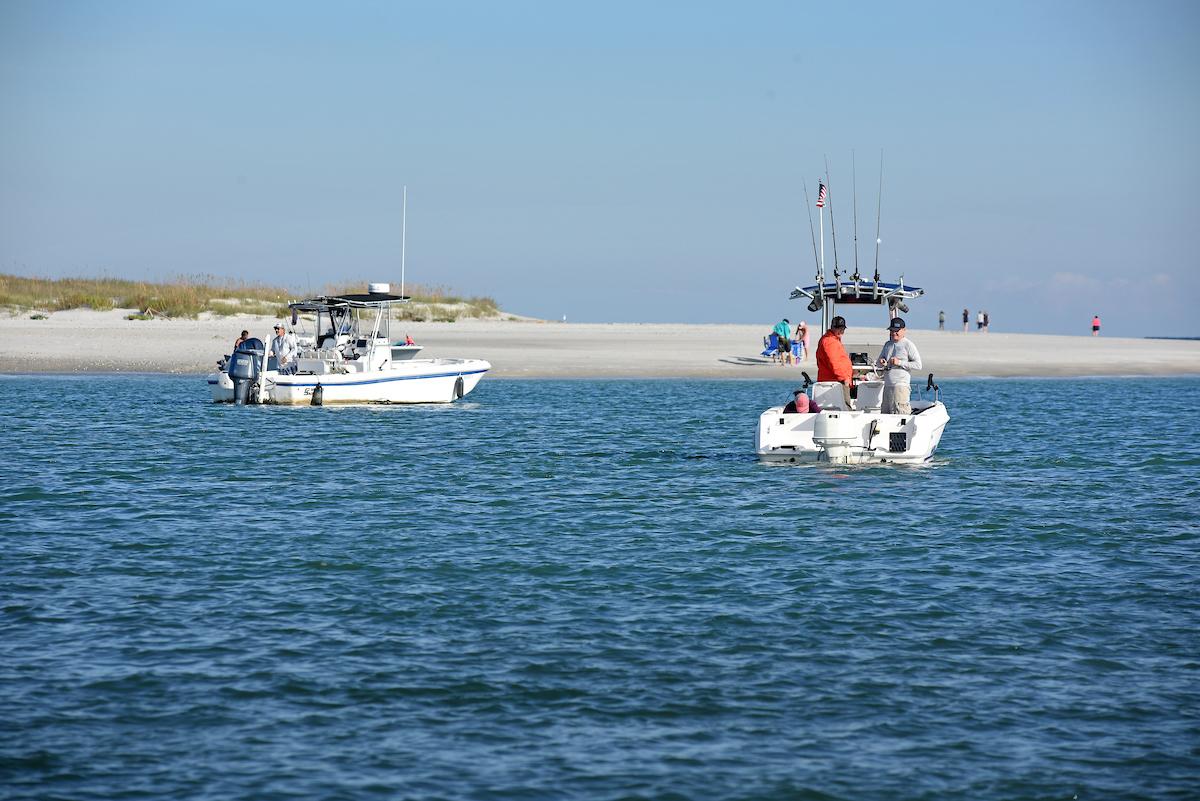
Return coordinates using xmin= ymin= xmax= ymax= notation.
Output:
xmin=207 ymin=283 xmax=489 ymax=405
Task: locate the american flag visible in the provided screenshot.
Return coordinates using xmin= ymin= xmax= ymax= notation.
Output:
xmin=816 ymin=182 xmax=827 ymax=208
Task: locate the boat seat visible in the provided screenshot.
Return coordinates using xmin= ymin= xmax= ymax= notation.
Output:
xmin=856 ymin=380 xmax=884 ymax=412
xmin=812 ymin=381 xmax=851 ymax=411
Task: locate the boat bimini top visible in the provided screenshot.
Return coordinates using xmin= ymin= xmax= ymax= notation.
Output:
xmin=790 ymin=279 xmax=923 ymax=307
xmin=287 ymin=287 xmax=412 ymax=346
xmin=287 ymin=292 xmax=411 ymax=313
xmin=789 ymin=278 xmax=923 ymax=332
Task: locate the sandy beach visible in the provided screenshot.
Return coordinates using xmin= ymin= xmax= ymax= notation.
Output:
xmin=1 ymin=309 xmax=1198 ymax=378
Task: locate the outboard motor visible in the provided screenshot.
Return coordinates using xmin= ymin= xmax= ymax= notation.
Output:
xmin=227 ymin=338 xmax=265 ymax=405
xmin=813 ymin=411 xmax=857 ymax=463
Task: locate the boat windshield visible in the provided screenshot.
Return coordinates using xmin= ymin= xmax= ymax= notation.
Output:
xmin=289 ymin=293 xmax=411 ymax=347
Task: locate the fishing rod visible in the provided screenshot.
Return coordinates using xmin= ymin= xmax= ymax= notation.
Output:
xmin=802 ymin=179 xmax=825 ymax=313
xmin=401 ymin=185 xmax=407 ymax=298
xmin=802 ymin=179 xmax=821 ymax=281
xmin=852 ymin=150 xmax=860 ymax=281
xmin=874 ymin=150 xmax=883 ymax=283
xmin=824 ymin=155 xmax=840 ymax=286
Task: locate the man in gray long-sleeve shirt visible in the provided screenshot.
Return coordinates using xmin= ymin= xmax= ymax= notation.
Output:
xmin=876 ymin=317 xmax=922 ymax=415
xmin=271 ymin=323 xmax=299 ymax=375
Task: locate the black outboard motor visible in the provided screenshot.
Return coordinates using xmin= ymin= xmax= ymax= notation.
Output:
xmin=228 ymin=338 xmax=265 ymax=405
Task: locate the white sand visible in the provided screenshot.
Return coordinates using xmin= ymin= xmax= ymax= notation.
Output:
xmin=1 ymin=309 xmax=1198 ymax=378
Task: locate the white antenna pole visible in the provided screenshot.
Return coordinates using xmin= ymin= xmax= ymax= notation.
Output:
xmin=401 ymin=186 xmax=407 ymax=298
xmin=819 ymin=205 xmax=824 ymax=280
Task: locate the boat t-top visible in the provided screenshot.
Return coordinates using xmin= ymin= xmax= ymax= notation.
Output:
xmin=755 ymin=165 xmax=949 ymax=463
xmin=208 ymin=282 xmax=490 ymax=405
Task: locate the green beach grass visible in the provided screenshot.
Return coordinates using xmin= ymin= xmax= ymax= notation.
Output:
xmin=1 ymin=273 xmax=502 ymax=322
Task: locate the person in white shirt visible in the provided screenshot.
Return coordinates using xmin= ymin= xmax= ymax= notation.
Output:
xmin=876 ymin=317 xmax=922 ymax=415
xmin=270 ymin=323 xmax=299 ymax=375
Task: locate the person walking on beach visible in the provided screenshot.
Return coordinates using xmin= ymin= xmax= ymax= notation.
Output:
xmin=817 ymin=316 xmax=854 ymax=408
xmin=938 ymin=311 xmax=945 ymax=331
xmin=773 ymin=318 xmax=792 ymax=366
xmin=270 ymin=323 xmax=298 ymax=375
xmin=976 ymin=310 xmax=984 ymax=331
xmin=876 ymin=317 xmax=922 ymax=415
xmin=797 ymin=321 xmax=810 ymax=361
xmin=1092 ymin=315 xmax=1101 ymax=337
xmin=983 ymin=311 xmax=989 ymax=333
xmin=962 ymin=309 xmax=969 ymax=332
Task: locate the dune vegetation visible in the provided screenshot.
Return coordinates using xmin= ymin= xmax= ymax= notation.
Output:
xmin=0 ymin=273 xmax=504 ymax=322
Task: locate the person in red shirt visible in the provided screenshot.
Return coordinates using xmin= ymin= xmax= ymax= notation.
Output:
xmin=1092 ymin=316 xmax=1101 ymax=337
xmin=816 ymin=316 xmax=854 ymax=408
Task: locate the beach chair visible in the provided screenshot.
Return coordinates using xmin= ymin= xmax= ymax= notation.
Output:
xmin=762 ymin=333 xmax=779 ymax=361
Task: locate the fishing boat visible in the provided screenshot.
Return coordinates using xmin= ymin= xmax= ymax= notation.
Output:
xmin=754 ymin=277 xmax=949 ymax=463
xmin=754 ymin=158 xmax=949 ymax=463
xmin=207 ymin=283 xmax=489 ymax=405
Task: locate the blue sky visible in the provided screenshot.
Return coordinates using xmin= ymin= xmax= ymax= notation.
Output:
xmin=2 ymin=1 xmax=1197 ymax=336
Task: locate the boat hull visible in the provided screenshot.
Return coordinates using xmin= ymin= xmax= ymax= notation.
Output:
xmin=755 ymin=402 xmax=949 ymax=464
xmin=207 ymin=359 xmax=490 ymax=404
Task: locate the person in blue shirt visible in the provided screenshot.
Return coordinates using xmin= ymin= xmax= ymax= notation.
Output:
xmin=772 ymin=318 xmax=792 ymax=366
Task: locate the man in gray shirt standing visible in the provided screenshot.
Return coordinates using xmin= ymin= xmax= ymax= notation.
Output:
xmin=876 ymin=317 xmax=922 ymax=415
xmin=271 ymin=323 xmax=299 ymax=375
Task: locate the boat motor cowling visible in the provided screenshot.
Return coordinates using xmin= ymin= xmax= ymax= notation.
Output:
xmin=228 ymin=338 xmax=265 ymax=405
xmin=813 ymin=411 xmax=857 ymax=463
xmin=227 ymin=339 xmax=265 ymax=379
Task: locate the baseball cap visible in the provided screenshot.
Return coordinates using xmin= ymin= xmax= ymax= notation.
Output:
xmin=888 ymin=317 xmax=906 ymax=331
xmin=831 ymin=316 xmax=846 ymax=330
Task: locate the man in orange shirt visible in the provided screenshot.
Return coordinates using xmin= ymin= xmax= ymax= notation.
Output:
xmin=816 ymin=315 xmax=854 ymax=408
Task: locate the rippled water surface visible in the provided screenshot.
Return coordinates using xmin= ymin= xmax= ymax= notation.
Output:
xmin=2 ymin=375 xmax=1198 ymax=800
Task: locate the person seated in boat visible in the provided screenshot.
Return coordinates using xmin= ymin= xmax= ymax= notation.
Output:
xmin=816 ymin=316 xmax=854 ymax=408
xmin=270 ymin=323 xmax=299 ymax=375
xmin=875 ymin=316 xmax=922 ymax=415
xmin=219 ymin=330 xmax=252 ymax=368
xmin=783 ymin=391 xmax=820 ymax=415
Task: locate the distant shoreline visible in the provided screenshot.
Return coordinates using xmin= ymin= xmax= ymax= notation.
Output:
xmin=2 ymin=309 xmax=1199 ymax=378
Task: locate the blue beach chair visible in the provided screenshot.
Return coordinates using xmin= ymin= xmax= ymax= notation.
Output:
xmin=762 ymin=333 xmax=780 ymax=361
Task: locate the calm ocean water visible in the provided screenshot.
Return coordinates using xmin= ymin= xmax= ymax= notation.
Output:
xmin=2 ymin=374 xmax=1198 ymax=800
